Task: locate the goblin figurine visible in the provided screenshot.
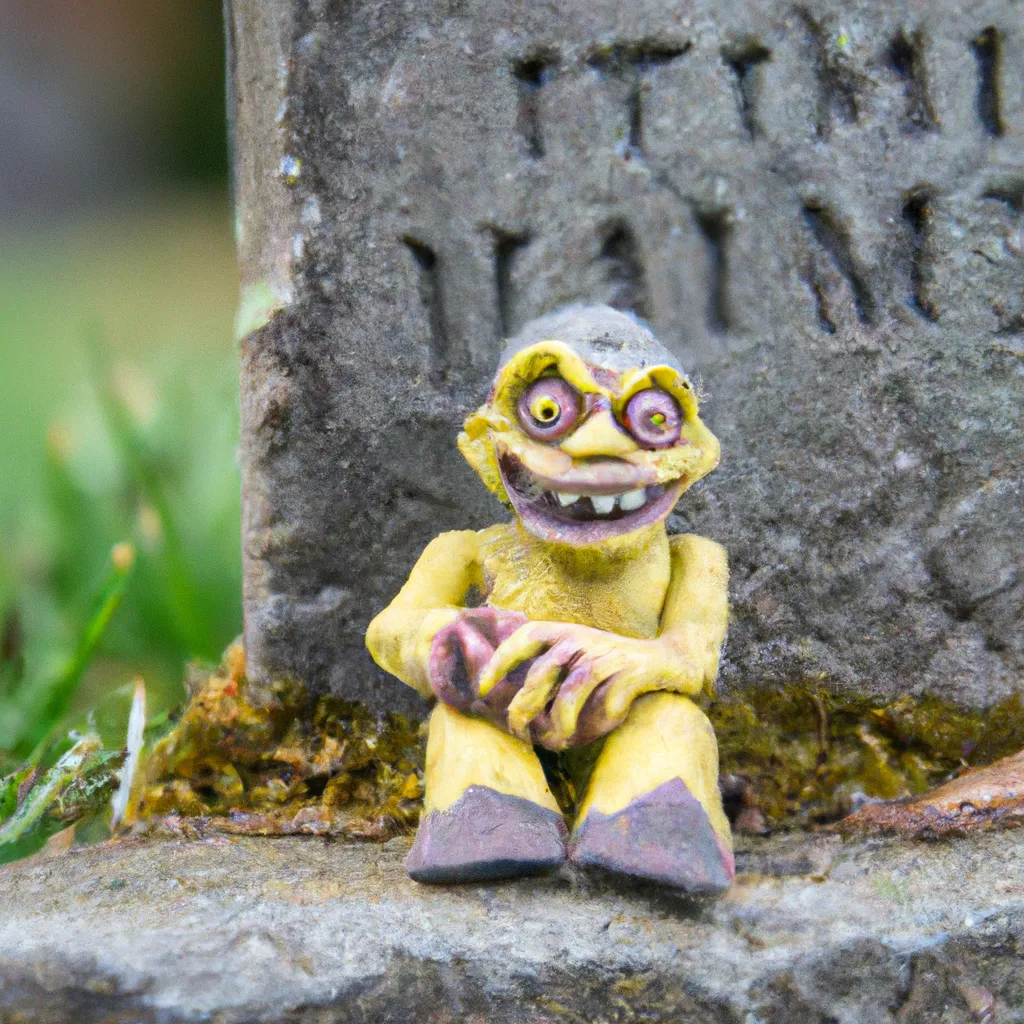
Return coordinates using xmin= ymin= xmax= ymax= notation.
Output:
xmin=367 ymin=305 xmax=733 ymax=893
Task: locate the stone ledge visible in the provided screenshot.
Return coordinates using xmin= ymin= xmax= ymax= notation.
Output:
xmin=1 ymin=831 xmax=1023 ymax=1022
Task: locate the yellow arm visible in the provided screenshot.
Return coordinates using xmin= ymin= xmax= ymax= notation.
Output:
xmin=659 ymin=534 xmax=730 ymax=696
xmin=365 ymin=530 xmax=485 ymax=698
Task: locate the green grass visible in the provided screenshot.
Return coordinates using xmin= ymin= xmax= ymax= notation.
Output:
xmin=0 ymin=542 xmax=135 ymax=762
xmin=0 ymin=195 xmax=242 ymax=860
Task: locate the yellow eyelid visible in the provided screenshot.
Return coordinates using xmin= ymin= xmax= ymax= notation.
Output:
xmin=492 ymin=341 xmax=613 ymax=417
xmin=498 ymin=343 xmax=603 ymax=393
xmin=615 ymin=365 xmax=699 ymax=421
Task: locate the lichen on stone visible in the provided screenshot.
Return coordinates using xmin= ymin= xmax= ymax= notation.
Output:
xmin=126 ymin=643 xmax=423 ymax=840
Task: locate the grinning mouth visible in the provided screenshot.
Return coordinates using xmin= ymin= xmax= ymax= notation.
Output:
xmin=498 ymin=451 xmax=684 ymax=545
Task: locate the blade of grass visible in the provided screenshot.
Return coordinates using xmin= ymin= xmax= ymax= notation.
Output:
xmin=110 ymin=677 xmax=146 ymax=830
xmin=0 ymin=765 xmax=34 ymax=826
xmin=0 ymin=734 xmax=101 ymax=848
xmin=13 ymin=542 xmax=136 ymax=760
xmin=0 ymin=607 xmax=25 ymax=699
xmin=0 ymin=733 xmax=122 ymax=865
xmin=83 ymin=324 xmax=210 ymax=656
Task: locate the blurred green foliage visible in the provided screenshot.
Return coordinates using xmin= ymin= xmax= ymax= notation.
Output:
xmin=1 ymin=341 xmax=242 ymax=721
xmin=0 ymin=202 xmax=241 ymax=860
xmin=1 ymin=0 xmax=235 ymax=857
xmin=0 ymin=734 xmax=125 ymax=865
xmin=0 ymin=328 xmax=242 ymax=860
xmin=1 ymin=543 xmax=135 ymax=765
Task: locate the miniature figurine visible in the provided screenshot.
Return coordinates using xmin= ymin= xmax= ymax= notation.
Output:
xmin=366 ymin=305 xmax=733 ymax=892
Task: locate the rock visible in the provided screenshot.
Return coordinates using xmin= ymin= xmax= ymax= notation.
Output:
xmin=230 ymin=0 xmax=1024 ymax=712
xmin=2 ymin=832 xmax=1024 ymax=1021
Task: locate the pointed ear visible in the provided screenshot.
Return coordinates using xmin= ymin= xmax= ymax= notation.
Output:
xmin=685 ymin=415 xmax=721 ymax=482
xmin=458 ymin=408 xmax=508 ymax=501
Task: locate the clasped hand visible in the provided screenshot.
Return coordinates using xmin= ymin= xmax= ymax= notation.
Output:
xmin=428 ymin=607 xmax=704 ymax=750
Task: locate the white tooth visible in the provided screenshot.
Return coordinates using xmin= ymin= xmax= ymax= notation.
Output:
xmin=590 ymin=495 xmax=615 ymax=515
xmin=618 ymin=488 xmax=647 ymax=512
xmin=556 ymin=492 xmax=580 ymax=506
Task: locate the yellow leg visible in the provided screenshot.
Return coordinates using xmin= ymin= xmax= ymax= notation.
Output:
xmin=571 ymin=692 xmax=734 ymax=893
xmin=407 ymin=704 xmax=567 ymax=883
xmin=422 ymin=703 xmax=560 ymax=814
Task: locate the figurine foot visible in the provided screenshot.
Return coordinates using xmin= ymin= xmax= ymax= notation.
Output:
xmin=406 ymin=785 xmax=568 ymax=884
xmin=570 ymin=777 xmax=735 ymax=894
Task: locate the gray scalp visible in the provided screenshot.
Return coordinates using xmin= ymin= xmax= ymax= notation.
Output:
xmin=499 ymin=305 xmax=684 ymax=376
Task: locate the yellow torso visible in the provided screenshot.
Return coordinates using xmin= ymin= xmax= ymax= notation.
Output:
xmin=477 ymin=522 xmax=672 ymax=639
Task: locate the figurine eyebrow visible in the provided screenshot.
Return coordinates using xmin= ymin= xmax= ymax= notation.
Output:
xmin=534 ymin=364 xmax=563 ymax=378
xmin=524 ymin=356 xmax=602 ymax=390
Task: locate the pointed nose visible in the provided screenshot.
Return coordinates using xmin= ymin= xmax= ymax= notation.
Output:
xmin=559 ymin=409 xmax=639 ymax=458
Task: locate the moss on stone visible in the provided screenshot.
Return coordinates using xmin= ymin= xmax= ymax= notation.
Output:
xmin=708 ymin=686 xmax=1024 ymax=827
xmin=128 ymin=644 xmax=1023 ymax=835
xmin=128 ymin=643 xmax=423 ymax=840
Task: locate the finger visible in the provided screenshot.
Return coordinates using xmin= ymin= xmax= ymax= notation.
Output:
xmin=463 ymin=606 xmax=527 ymax=648
xmin=546 ymin=659 xmax=609 ymax=744
xmin=429 ymin=617 xmax=498 ymax=698
xmin=457 ymin=624 xmax=499 ymax=685
xmin=604 ymin=674 xmax=665 ymax=723
xmin=531 ymin=660 xmax=600 ymax=750
xmin=469 ymin=666 xmax=526 ymax=727
xmin=477 ymin=625 xmax=552 ymax=697
xmin=427 ymin=629 xmax=473 ymax=708
xmin=491 ymin=609 xmax=530 ymax=646
xmin=570 ymin=676 xmax=620 ymax=747
xmin=506 ymin=645 xmax=573 ymax=737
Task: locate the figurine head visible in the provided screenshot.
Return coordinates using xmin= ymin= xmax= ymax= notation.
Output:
xmin=458 ymin=305 xmax=719 ymax=548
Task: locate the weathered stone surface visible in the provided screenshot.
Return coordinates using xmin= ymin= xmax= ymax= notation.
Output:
xmin=2 ymin=832 xmax=1024 ymax=1022
xmin=230 ymin=0 xmax=1024 ymax=712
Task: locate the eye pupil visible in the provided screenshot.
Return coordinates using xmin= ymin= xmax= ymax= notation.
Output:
xmin=651 ymin=412 xmax=666 ymax=427
xmin=531 ymin=396 xmax=561 ymax=423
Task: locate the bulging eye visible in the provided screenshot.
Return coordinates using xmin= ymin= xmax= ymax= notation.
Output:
xmin=624 ymin=389 xmax=682 ymax=448
xmin=517 ymin=377 xmax=582 ymax=441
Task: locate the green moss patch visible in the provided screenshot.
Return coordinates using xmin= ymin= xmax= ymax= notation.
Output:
xmin=710 ymin=686 xmax=1024 ymax=827
xmin=129 ymin=646 xmax=1024 ymax=835
xmin=128 ymin=644 xmax=423 ymax=840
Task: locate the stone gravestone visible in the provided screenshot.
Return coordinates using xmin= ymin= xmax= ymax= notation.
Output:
xmin=231 ymin=0 xmax=1023 ymax=715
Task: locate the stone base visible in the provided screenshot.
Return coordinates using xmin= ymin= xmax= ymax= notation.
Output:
xmin=1 ymin=831 xmax=1023 ymax=1022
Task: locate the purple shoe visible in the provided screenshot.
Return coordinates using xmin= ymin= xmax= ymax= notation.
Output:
xmin=570 ymin=778 xmax=735 ymax=894
xmin=406 ymin=785 xmax=568 ymax=884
